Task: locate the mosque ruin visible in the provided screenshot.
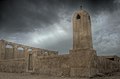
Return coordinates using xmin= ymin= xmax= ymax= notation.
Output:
xmin=0 ymin=9 xmax=120 ymax=78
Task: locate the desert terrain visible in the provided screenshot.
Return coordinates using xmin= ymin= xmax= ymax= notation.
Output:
xmin=0 ymin=72 xmax=120 ymax=79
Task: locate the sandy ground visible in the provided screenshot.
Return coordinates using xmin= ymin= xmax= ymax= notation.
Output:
xmin=0 ymin=72 xmax=120 ymax=79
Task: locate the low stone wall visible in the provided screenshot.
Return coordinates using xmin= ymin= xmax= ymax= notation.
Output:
xmin=0 ymin=58 xmax=26 ymax=73
xmin=97 ymin=56 xmax=120 ymax=74
xmin=34 ymin=54 xmax=70 ymax=76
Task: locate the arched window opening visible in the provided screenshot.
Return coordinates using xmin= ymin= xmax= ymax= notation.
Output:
xmin=76 ymin=14 xmax=81 ymax=19
xmin=44 ymin=51 xmax=48 ymax=56
xmin=5 ymin=44 xmax=14 ymax=59
xmin=6 ymin=45 xmax=13 ymax=48
xmin=28 ymin=49 xmax=32 ymax=54
xmin=17 ymin=47 xmax=24 ymax=58
xmin=28 ymin=49 xmax=32 ymax=52
xmin=45 ymin=51 xmax=48 ymax=54
xmin=17 ymin=47 xmax=24 ymax=53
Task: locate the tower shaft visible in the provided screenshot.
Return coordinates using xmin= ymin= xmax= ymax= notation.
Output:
xmin=73 ymin=10 xmax=93 ymax=49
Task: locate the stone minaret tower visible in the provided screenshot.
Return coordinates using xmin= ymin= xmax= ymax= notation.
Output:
xmin=72 ymin=9 xmax=93 ymax=50
xmin=69 ymin=8 xmax=97 ymax=77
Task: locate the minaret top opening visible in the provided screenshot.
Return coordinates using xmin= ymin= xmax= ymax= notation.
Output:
xmin=73 ymin=9 xmax=90 ymax=21
xmin=76 ymin=14 xmax=81 ymax=19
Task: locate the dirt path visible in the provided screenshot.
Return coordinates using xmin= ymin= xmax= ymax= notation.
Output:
xmin=0 ymin=72 xmax=120 ymax=79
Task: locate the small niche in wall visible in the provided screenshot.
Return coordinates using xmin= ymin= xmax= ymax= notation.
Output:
xmin=107 ymin=58 xmax=114 ymax=61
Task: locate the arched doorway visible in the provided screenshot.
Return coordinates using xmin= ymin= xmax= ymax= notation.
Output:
xmin=28 ymin=49 xmax=33 ymax=71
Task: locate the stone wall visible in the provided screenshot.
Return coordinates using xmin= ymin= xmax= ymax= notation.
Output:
xmin=0 ymin=39 xmax=58 ymax=73
xmin=34 ymin=54 xmax=70 ymax=76
xmin=97 ymin=56 xmax=120 ymax=74
xmin=0 ymin=58 xmax=26 ymax=73
xmin=0 ymin=39 xmax=35 ymax=59
xmin=0 ymin=39 xmax=58 ymax=60
xmin=102 ymin=56 xmax=120 ymax=62
xmin=36 ymin=49 xmax=58 ymax=57
xmin=1 ymin=40 xmax=120 ymax=78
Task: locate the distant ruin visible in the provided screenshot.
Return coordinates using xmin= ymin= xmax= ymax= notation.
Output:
xmin=0 ymin=9 xmax=120 ymax=78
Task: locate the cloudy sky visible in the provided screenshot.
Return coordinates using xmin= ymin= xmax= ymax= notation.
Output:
xmin=0 ymin=0 xmax=120 ymax=56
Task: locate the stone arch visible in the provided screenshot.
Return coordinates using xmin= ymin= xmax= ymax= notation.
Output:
xmin=5 ymin=44 xmax=14 ymax=59
xmin=17 ymin=47 xmax=25 ymax=58
xmin=44 ymin=51 xmax=48 ymax=56
xmin=28 ymin=48 xmax=32 ymax=51
xmin=45 ymin=51 xmax=48 ymax=54
xmin=17 ymin=47 xmax=24 ymax=53
xmin=76 ymin=14 xmax=81 ymax=19
xmin=5 ymin=44 xmax=13 ymax=48
xmin=28 ymin=48 xmax=33 ymax=54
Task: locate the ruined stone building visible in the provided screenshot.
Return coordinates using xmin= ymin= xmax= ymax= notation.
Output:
xmin=0 ymin=9 xmax=120 ymax=78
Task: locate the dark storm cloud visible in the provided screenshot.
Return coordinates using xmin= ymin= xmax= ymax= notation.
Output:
xmin=87 ymin=0 xmax=117 ymax=13
xmin=0 ymin=0 xmax=62 ymax=33
xmin=0 ymin=0 xmax=117 ymax=33
xmin=0 ymin=0 xmax=120 ymax=56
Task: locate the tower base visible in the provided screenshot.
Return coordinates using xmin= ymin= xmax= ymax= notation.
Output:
xmin=69 ymin=49 xmax=97 ymax=77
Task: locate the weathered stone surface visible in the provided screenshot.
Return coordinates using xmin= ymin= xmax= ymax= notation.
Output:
xmin=0 ymin=39 xmax=58 ymax=73
xmin=69 ymin=49 xmax=97 ymax=77
xmin=34 ymin=54 xmax=70 ymax=77
xmin=0 ymin=40 xmax=58 ymax=60
xmin=0 ymin=58 xmax=26 ymax=73
xmin=70 ymin=9 xmax=97 ymax=77
xmin=96 ymin=56 xmax=120 ymax=74
xmin=72 ymin=10 xmax=93 ymax=49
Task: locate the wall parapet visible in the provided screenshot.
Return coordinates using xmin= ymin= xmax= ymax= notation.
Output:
xmin=0 ymin=39 xmax=58 ymax=60
xmin=97 ymin=56 xmax=120 ymax=74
